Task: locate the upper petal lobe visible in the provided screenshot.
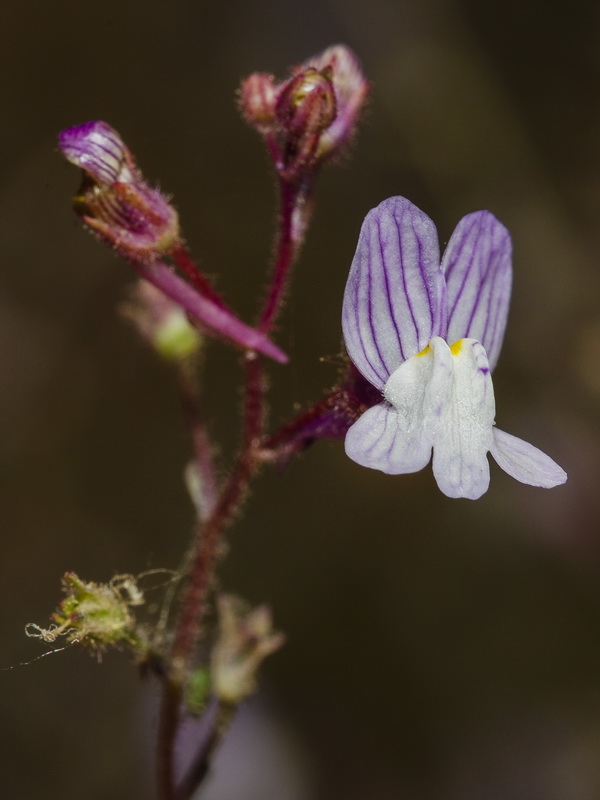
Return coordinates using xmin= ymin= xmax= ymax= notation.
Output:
xmin=342 ymin=196 xmax=445 ymax=390
xmin=441 ymin=211 xmax=512 ymax=371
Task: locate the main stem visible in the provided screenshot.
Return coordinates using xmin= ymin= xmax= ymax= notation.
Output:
xmin=157 ymin=175 xmax=313 ymax=800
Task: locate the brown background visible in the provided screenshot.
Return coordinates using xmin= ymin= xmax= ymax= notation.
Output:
xmin=1 ymin=1 xmax=600 ymax=798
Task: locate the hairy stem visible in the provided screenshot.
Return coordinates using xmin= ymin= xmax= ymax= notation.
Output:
xmin=157 ymin=174 xmax=314 ymax=800
xmin=259 ymin=177 xmax=313 ymax=334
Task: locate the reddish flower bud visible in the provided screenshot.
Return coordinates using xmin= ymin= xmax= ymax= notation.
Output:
xmin=275 ymin=68 xmax=337 ymax=135
xmin=59 ymin=121 xmax=180 ymax=263
xmin=274 ymin=68 xmax=337 ymax=177
xmin=239 ymin=72 xmax=278 ymax=133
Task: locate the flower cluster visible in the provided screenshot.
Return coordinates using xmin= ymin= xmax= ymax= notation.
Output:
xmin=58 ymin=122 xmax=287 ymax=363
xmin=342 ymin=196 xmax=567 ymax=499
xmin=240 ymin=45 xmax=368 ymax=180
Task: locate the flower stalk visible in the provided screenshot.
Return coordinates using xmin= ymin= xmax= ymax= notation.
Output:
xmin=158 ymin=168 xmax=313 ymax=798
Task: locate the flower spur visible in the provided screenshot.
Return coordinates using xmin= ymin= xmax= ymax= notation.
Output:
xmin=342 ymin=196 xmax=567 ymax=499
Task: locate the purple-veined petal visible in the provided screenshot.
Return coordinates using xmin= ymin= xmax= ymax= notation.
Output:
xmin=345 ymin=401 xmax=432 ymax=474
xmin=342 ymin=196 xmax=446 ymax=390
xmin=135 ymin=261 xmax=288 ymax=364
xmin=59 ymin=121 xmax=134 ymax=185
xmin=490 ymin=428 xmax=567 ymax=488
xmin=441 ymin=211 xmax=512 ymax=371
xmin=428 ymin=338 xmax=495 ymax=499
xmin=347 ymin=345 xmax=439 ymax=474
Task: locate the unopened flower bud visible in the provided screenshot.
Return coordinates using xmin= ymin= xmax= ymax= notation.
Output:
xmin=59 ymin=121 xmax=180 ymax=263
xmin=121 ymin=280 xmax=202 ymax=361
xmin=274 ymin=68 xmax=337 ymax=177
xmin=239 ymin=73 xmax=278 ymax=133
xmin=211 ymin=595 xmax=285 ymax=704
xmin=276 ymin=68 xmax=337 ymax=135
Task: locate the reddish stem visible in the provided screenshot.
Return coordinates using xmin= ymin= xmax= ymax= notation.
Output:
xmin=259 ymin=177 xmax=312 ymax=334
xmin=157 ymin=175 xmax=313 ymax=800
xmin=171 ymin=350 xmax=264 ymax=663
xmin=170 ymin=176 xmax=309 ymax=663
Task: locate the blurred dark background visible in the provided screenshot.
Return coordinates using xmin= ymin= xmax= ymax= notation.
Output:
xmin=2 ymin=1 xmax=600 ymax=798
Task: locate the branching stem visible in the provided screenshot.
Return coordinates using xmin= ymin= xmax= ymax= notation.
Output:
xmin=156 ymin=174 xmax=314 ymax=799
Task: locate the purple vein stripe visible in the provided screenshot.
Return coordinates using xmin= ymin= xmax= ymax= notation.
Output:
xmin=136 ymin=261 xmax=288 ymax=364
xmin=59 ymin=121 xmax=128 ymax=185
xmin=441 ymin=211 xmax=512 ymax=371
xmin=342 ymin=197 xmax=442 ymax=389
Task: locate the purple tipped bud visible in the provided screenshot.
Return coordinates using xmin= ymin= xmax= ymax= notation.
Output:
xmin=59 ymin=121 xmax=180 ymax=263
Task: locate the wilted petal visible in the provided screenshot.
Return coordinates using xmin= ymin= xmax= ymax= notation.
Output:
xmin=211 ymin=594 xmax=285 ymax=704
xmin=441 ymin=211 xmax=512 ymax=371
xmin=490 ymin=428 xmax=567 ymax=488
xmin=342 ymin=196 xmax=445 ymax=390
xmin=429 ymin=338 xmax=495 ymax=499
xmin=304 ymin=44 xmax=369 ymax=158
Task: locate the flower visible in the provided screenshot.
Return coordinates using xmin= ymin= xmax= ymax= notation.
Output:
xmin=59 ymin=121 xmax=180 ymax=262
xmin=342 ymin=196 xmax=567 ymax=499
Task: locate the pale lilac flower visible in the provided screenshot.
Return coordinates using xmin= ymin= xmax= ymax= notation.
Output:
xmin=342 ymin=196 xmax=567 ymax=499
